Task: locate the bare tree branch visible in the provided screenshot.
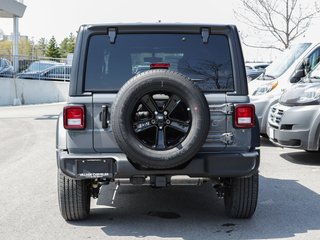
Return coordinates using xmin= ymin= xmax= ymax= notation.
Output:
xmin=241 ymin=37 xmax=284 ymax=52
xmin=235 ymin=0 xmax=320 ymax=51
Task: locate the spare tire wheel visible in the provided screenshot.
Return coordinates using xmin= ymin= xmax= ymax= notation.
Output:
xmin=111 ymin=70 xmax=210 ymax=169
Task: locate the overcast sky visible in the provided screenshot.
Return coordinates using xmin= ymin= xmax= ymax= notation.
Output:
xmin=0 ymin=0 xmax=319 ymax=61
xmin=0 ymin=0 xmax=236 ymax=41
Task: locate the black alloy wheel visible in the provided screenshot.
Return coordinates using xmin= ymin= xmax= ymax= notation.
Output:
xmin=132 ymin=92 xmax=192 ymax=150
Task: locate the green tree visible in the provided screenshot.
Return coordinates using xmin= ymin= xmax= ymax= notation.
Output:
xmin=59 ymin=38 xmax=69 ymax=58
xmin=0 ymin=40 xmax=12 ymax=56
xmin=35 ymin=38 xmax=47 ymax=57
xmin=19 ymin=37 xmax=32 ymax=57
xmin=59 ymin=33 xmax=76 ymax=58
xmin=67 ymin=33 xmax=76 ymax=53
xmin=45 ymin=36 xmax=61 ymax=58
xmin=0 ymin=38 xmax=33 ymax=57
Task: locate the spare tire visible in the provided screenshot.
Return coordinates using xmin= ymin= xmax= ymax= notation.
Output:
xmin=111 ymin=70 xmax=210 ymax=169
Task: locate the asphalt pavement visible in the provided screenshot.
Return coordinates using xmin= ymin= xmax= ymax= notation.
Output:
xmin=0 ymin=103 xmax=320 ymax=240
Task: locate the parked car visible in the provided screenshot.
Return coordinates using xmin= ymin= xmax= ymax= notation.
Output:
xmin=17 ymin=60 xmax=62 ymax=77
xmin=17 ymin=64 xmax=71 ymax=81
xmin=267 ymin=62 xmax=320 ymax=152
xmin=132 ymin=64 xmax=150 ymax=74
xmin=245 ymin=63 xmax=269 ymax=81
xmin=0 ymin=58 xmax=14 ymax=77
xmin=249 ymin=41 xmax=320 ymax=135
xmin=25 ymin=60 xmax=61 ymax=72
xmin=56 ymin=23 xmax=260 ymax=221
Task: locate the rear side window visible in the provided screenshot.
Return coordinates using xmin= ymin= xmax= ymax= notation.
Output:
xmin=84 ymin=34 xmax=234 ymax=92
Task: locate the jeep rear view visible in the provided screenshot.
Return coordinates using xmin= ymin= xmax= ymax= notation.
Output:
xmin=56 ymin=24 xmax=260 ymax=221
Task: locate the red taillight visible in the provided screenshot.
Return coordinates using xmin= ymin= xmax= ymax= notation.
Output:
xmin=150 ymin=63 xmax=170 ymax=69
xmin=234 ymin=104 xmax=255 ymax=128
xmin=63 ymin=106 xmax=85 ymax=129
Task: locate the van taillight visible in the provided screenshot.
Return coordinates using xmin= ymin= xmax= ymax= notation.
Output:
xmin=234 ymin=104 xmax=255 ymax=128
xmin=63 ymin=106 xmax=85 ymax=129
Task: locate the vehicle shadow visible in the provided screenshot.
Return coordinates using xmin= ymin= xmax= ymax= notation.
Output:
xmin=69 ymin=176 xmax=320 ymax=239
xmin=259 ymin=136 xmax=275 ymax=148
xmin=280 ymin=151 xmax=320 ymax=166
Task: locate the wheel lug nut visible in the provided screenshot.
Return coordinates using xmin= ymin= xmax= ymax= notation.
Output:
xmin=159 ymin=126 xmax=163 ymax=129
xmin=151 ymin=120 xmax=156 ymax=124
xmin=164 ymin=111 xmax=168 ymax=115
xmin=166 ymin=120 xmax=170 ymax=124
xmin=154 ymin=111 xmax=158 ymax=115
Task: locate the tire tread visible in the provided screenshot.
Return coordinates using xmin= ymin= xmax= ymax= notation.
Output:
xmin=58 ymin=172 xmax=90 ymax=221
xmin=224 ymin=172 xmax=258 ymax=218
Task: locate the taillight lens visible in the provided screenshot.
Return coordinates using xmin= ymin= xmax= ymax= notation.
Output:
xmin=234 ymin=104 xmax=255 ymax=128
xmin=63 ymin=106 xmax=85 ymax=129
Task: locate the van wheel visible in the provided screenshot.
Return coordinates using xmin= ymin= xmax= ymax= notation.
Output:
xmin=223 ymin=172 xmax=259 ymax=218
xmin=58 ymin=172 xmax=91 ymax=221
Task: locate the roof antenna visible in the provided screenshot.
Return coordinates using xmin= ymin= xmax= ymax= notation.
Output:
xmin=158 ymin=20 xmax=162 ymax=23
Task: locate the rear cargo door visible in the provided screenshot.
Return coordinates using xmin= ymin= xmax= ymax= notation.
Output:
xmin=84 ymin=31 xmax=234 ymax=153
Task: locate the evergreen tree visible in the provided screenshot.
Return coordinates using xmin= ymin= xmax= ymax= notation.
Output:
xmin=67 ymin=33 xmax=76 ymax=53
xmin=59 ymin=33 xmax=76 ymax=58
xmin=45 ymin=36 xmax=61 ymax=58
xmin=59 ymin=37 xmax=69 ymax=58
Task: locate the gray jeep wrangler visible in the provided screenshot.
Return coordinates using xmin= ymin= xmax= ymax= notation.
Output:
xmin=56 ymin=24 xmax=260 ymax=221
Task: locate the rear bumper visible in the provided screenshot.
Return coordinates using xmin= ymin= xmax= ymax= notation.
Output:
xmin=57 ymin=150 xmax=260 ymax=180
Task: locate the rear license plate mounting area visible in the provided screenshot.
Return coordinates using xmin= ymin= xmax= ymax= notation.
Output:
xmin=76 ymin=159 xmax=116 ymax=178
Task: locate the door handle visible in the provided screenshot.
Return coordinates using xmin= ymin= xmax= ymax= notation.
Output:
xmin=101 ymin=105 xmax=109 ymax=128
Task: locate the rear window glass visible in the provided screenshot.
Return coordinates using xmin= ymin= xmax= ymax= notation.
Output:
xmin=84 ymin=34 xmax=234 ymax=92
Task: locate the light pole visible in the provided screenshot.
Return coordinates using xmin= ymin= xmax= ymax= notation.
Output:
xmin=13 ymin=17 xmax=19 ymax=73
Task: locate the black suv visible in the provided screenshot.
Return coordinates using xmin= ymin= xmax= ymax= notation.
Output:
xmin=56 ymin=24 xmax=260 ymax=221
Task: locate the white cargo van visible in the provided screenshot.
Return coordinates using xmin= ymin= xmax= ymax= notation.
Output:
xmin=249 ymin=42 xmax=320 ymax=134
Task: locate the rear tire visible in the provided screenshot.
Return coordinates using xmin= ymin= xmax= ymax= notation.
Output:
xmin=224 ymin=172 xmax=259 ymax=218
xmin=58 ymin=172 xmax=91 ymax=221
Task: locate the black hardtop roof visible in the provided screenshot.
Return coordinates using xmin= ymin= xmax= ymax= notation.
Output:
xmin=81 ymin=23 xmax=236 ymax=33
xmin=84 ymin=23 xmax=235 ymax=27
